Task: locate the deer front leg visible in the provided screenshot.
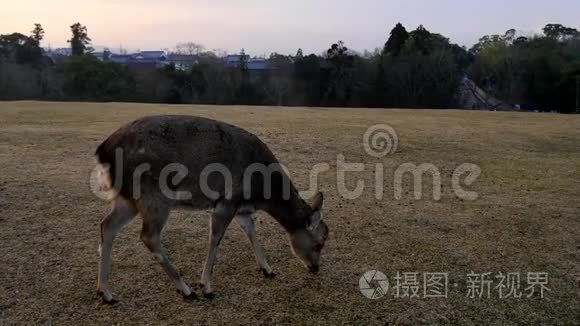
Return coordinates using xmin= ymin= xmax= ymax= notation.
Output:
xmin=200 ymin=202 xmax=235 ymax=298
xmin=236 ymin=214 xmax=275 ymax=278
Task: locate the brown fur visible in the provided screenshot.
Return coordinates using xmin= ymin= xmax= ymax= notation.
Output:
xmin=95 ymin=115 xmax=328 ymax=302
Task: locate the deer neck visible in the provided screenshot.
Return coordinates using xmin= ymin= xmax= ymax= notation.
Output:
xmin=263 ymin=188 xmax=313 ymax=233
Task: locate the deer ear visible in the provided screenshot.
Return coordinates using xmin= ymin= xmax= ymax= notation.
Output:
xmin=308 ymin=210 xmax=322 ymax=231
xmin=309 ymin=192 xmax=324 ymax=211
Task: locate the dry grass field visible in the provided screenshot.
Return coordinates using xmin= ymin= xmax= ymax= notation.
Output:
xmin=0 ymin=101 xmax=579 ymax=325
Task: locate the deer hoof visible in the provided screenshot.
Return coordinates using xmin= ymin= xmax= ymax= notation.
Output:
xmin=202 ymin=291 xmax=215 ymax=300
xmin=177 ymin=289 xmax=198 ymax=301
xmin=197 ymin=283 xmax=215 ymax=299
xmin=261 ymin=268 xmax=276 ymax=279
xmin=97 ymin=291 xmax=119 ymax=305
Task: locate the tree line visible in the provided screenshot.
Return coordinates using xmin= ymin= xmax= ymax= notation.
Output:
xmin=1 ymin=22 xmax=579 ymax=112
xmin=469 ymin=24 xmax=580 ymax=112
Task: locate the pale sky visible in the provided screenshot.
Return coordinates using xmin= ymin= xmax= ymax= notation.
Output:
xmin=1 ymin=0 xmax=579 ymax=55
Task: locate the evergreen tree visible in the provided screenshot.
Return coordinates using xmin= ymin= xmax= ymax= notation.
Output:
xmin=543 ymin=23 xmax=579 ymax=40
xmin=0 ymin=32 xmax=43 ymax=65
xmin=323 ymin=41 xmax=355 ymax=106
xmin=238 ymin=48 xmax=248 ymax=71
xmin=383 ymin=23 xmax=409 ymax=57
xmin=408 ymin=25 xmax=433 ymax=55
xmin=295 ymin=48 xmax=304 ymax=59
xmin=68 ymin=23 xmax=93 ymax=56
xmin=30 ymin=23 xmax=45 ymax=45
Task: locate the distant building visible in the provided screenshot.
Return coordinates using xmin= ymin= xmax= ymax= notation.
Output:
xmin=130 ymin=51 xmax=167 ymax=66
xmin=224 ymin=54 xmax=249 ymax=66
xmin=92 ymin=52 xmax=108 ymax=61
xmin=110 ymin=54 xmax=133 ymax=64
xmin=43 ymin=47 xmax=72 ymax=65
xmin=225 ymin=54 xmax=270 ymax=72
xmin=133 ymin=51 xmax=166 ymax=61
xmin=167 ymin=54 xmax=199 ymax=70
xmin=107 ymin=51 xmax=167 ymax=67
xmin=52 ymin=48 xmax=73 ymax=56
xmin=41 ymin=48 xmax=198 ymax=69
xmin=247 ymin=58 xmax=268 ymax=71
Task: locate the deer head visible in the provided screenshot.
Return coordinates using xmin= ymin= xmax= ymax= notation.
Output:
xmin=289 ymin=192 xmax=329 ymax=273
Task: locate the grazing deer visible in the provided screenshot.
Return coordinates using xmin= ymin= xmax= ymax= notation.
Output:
xmin=94 ymin=115 xmax=328 ymax=303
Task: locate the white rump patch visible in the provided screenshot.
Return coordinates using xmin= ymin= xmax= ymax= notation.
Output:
xmin=89 ymin=160 xmax=119 ymax=201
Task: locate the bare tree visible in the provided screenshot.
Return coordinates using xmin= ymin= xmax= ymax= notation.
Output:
xmin=174 ymin=42 xmax=205 ymax=55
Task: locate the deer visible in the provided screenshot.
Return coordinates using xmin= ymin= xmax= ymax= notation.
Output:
xmin=94 ymin=115 xmax=329 ymax=303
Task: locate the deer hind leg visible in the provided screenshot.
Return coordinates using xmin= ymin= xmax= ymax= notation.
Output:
xmin=200 ymin=201 xmax=236 ymax=298
xmin=236 ymin=214 xmax=275 ymax=278
xmin=138 ymin=201 xmax=197 ymax=300
xmin=97 ymin=197 xmax=137 ymax=304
